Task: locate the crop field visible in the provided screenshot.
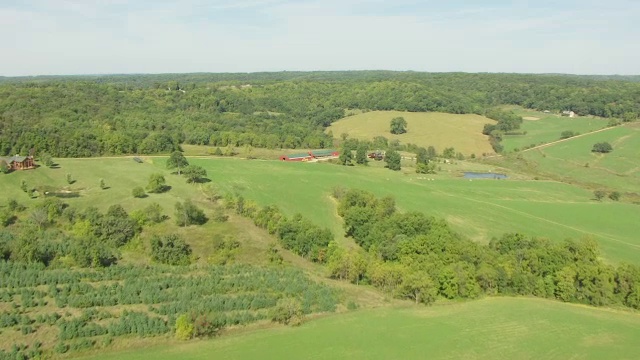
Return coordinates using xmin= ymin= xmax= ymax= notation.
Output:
xmin=88 ymin=297 xmax=640 ymax=360
xmin=520 ymin=124 xmax=640 ymax=193
xmin=1 ymin=157 xmax=638 ymax=263
xmin=501 ymin=108 xmax=610 ymax=153
xmin=326 ymin=111 xmax=496 ymax=156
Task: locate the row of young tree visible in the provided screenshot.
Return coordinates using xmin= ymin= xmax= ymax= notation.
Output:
xmin=0 ymin=262 xmax=338 ymax=358
xmin=328 ymin=188 xmax=640 ymax=308
xmin=1 ymin=72 xmax=638 ymax=157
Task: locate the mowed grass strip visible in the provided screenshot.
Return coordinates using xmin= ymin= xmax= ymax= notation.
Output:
xmin=87 ymin=297 xmax=640 ymax=360
xmin=502 ymin=107 xmax=610 ymax=152
xmin=326 ymin=111 xmax=496 ymax=156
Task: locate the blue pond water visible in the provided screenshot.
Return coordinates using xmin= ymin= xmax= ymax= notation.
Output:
xmin=463 ymin=172 xmax=508 ymax=179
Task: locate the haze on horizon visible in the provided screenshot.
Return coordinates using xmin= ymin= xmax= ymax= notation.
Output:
xmin=2 ymin=0 xmax=639 ymax=77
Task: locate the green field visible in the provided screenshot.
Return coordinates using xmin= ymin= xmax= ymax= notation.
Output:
xmin=501 ymin=108 xmax=610 ymax=153
xmin=88 ymin=297 xmax=640 ymax=360
xmin=326 ymin=111 xmax=496 ymax=156
xmin=3 ymin=156 xmax=639 ymax=263
xmin=518 ymin=123 xmax=640 ymax=193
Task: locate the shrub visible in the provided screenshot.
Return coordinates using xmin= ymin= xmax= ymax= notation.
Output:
xmin=146 ymin=173 xmax=167 ymax=193
xmin=174 ymin=200 xmax=207 ymax=226
xmin=150 ymin=234 xmax=192 ymax=265
xmin=175 ymin=314 xmax=193 ymax=340
xmin=0 ymin=160 xmax=9 ymax=174
xmin=593 ymin=190 xmax=606 ymax=201
xmin=560 ymin=130 xmax=578 ymax=139
xmin=132 ymin=187 xmax=146 ymax=198
xmin=271 ymin=298 xmax=304 ymax=326
xmin=609 ymin=191 xmax=621 ymax=201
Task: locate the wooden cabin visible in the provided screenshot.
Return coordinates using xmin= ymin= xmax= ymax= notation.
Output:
xmin=0 ymin=155 xmax=36 ymax=171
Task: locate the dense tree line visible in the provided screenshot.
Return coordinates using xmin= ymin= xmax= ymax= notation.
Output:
xmin=1 ymin=72 xmax=638 ymax=157
xmin=330 ymin=188 xmax=640 ymax=308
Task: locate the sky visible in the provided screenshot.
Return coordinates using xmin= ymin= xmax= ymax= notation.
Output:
xmin=1 ymin=0 xmax=639 ymax=76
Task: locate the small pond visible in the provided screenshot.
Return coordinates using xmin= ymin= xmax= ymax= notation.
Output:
xmin=463 ymin=172 xmax=508 ymax=179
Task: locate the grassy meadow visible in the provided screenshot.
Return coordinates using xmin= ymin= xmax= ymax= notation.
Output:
xmin=516 ymin=123 xmax=640 ymax=193
xmin=87 ymin=297 xmax=640 ymax=360
xmin=501 ymin=108 xmax=610 ymax=153
xmin=3 ymin=156 xmax=638 ymax=263
xmin=326 ymin=111 xmax=496 ymax=156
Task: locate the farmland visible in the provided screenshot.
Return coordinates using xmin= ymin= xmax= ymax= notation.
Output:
xmin=3 ymin=156 xmax=639 ymax=264
xmin=1 ymin=71 xmax=639 ymax=359
xmin=88 ymin=297 xmax=640 ymax=360
xmin=501 ymin=108 xmax=611 ymax=153
xmin=495 ymin=123 xmax=640 ymax=194
xmin=326 ymin=111 xmax=496 ymax=156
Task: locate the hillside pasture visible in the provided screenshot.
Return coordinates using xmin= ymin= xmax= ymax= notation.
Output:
xmin=326 ymin=111 xmax=496 ymax=156
xmin=501 ymin=107 xmax=610 ymax=152
xmin=89 ymin=297 xmax=640 ymax=360
xmin=2 ymin=156 xmax=639 ymax=263
xmin=520 ymin=124 xmax=640 ymax=194
xmin=184 ymin=158 xmax=640 ymax=264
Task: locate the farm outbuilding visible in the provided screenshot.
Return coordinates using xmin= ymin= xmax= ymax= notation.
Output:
xmin=280 ymin=153 xmax=314 ymax=161
xmin=279 ymin=149 xmax=339 ymax=162
xmin=0 ymin=155 xmax=35 ymax=171
xmin=309 ymin=149 xmax=339 ymax=158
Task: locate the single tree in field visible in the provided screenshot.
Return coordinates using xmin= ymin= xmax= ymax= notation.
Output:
xmin=593 ymin=190 xmax=606 ymax=201
xmin=338 ymin=146 xmax=353 ymax=166
xmin=146 ymin=173 xmax=167 ymax=193
xmin=390 ymin=117 xmax=407 ymax=135
xmin=167 ymin=151 xmax=189 ymax=175
xmin=591 ymin=142 xmax=613 ymax=153
xmin=355 ymin=144 xmax=368 ymax=165
xmin=99 ymin=178 xmax=107 ymax=190
xmin=182 ymin=165 xmax=207 ymax=183
xmin=385 ymin=149 xmax=401 ymax=171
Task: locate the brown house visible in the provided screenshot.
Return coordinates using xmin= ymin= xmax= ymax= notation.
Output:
xmin=0 ymin=155 xmax=36 ymax=171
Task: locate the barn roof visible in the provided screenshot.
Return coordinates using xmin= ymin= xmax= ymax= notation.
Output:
xmin=0 ymin=156 xmax=28 ymax=163
xmin=310 ymin=149 xmax=336 ymax=157
xmin=284 ymin=153 xmax=311 ymax=159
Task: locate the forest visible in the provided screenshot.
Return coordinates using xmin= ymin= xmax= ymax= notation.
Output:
xmin=1 ymin=71 xmax=639 ymax=157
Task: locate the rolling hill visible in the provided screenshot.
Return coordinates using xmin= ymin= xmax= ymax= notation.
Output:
xmin=327 ymin=111 xmax=496 ymax=156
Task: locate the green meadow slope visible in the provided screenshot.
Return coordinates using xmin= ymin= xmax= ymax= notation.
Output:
xmin=3 ymin=156 xmax=638 ymax=263
xmin=501 ymin=108 xmax=610 ymax=153
xmin=508 ymin=123 xmax=640 ymax=194
xmin=88 ymin=297 xmax=640 ymax=360
xmin=326 ymin=111 xmax=496 ymax=156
